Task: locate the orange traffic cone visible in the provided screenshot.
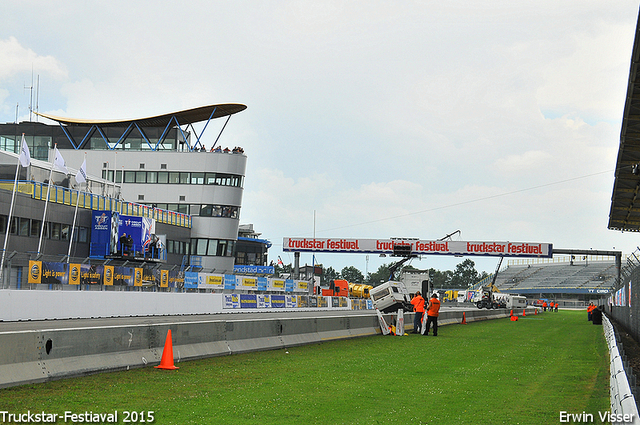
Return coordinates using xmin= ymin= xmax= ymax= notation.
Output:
xmin=534 ymin=309 xmax=538 ymax=315
xmin=461 ymin=312 xmax=467 ymax=324
xmin=510 ymin=315 xmax=519 ymax=321
xmin=510 ymin=309 xmax=513 ymax=317
xmin=523 ymin=309 xmax=526 ymax=317
xmin=155 ymin=329 xmax=179 ymax=370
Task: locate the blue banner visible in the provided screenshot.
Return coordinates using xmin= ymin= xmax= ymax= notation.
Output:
xmin=184 ymin=272 xmax=198 ymax=289
xmin=233 ymin=265 xmax=275 ymax=274
xmin=240 ymin=294 xmax=258 ymax=308
xmin=257 ymin=277 xmax=268 ymax=291
xmin=285 ymin=279 xmax=294 ymax=292
xmin=224 ymin=274 xmax=236 ymax=290
xmin=271 ymin=295 xmax=285 ymax=308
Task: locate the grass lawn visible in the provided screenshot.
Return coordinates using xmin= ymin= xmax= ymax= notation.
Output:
xmin=0 ymin=310 xmax=609 ymax=424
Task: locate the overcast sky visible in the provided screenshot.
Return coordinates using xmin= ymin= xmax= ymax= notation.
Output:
xmin=1 ymin=1 xmax=639 ymax=276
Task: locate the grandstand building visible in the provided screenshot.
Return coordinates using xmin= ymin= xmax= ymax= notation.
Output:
xmin=0 ymin=104 xmax=270 ymax=281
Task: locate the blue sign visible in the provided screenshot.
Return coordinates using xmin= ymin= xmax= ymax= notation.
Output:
xmin=240 ymin=294 xmax=258 ymax=308
xmin=233 ymin=265 xmax=274 ymax=274
xmin=224 ymin=274 xmax=236 ymax=290
xmin=271 ymin=295 xmax=285 ymax=308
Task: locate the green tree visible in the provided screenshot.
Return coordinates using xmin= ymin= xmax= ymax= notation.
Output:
xmin=366 ymin=264 xmax=391 ymax=286
xmin=341 ymin=266 xmax=364 ymax=283
xmin=273 ymin=263 xmax=292 ymax=278
xmin=429 ymin=268 xmax=452 ymax=289
xmin=322 ymin=266 xmax=341 ymax=286
xmin=450 ymin=259 xmax=480 ymax=288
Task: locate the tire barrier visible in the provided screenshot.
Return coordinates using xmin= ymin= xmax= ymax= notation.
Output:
xmin=602 ymin=315 xmax=640 ymax=421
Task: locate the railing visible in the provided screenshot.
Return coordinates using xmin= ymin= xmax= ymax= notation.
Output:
xmin=0 ymin=180 xmax=191 ymax=228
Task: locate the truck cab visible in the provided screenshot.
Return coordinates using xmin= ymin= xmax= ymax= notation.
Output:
xmin=369 ymin=281 xmax=413 ymax=313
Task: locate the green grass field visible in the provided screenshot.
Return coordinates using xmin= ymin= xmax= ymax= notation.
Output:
xmin=0 ymin=310 xmax=609 ymax=425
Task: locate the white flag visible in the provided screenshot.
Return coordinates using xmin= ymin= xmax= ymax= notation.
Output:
xmin=75 ymin=158 xmax=87 ymax=184
xmin=53 ymin=147 xmax=69 ymax=174
xmin=18 ymin=135 xmax=31 ymax=167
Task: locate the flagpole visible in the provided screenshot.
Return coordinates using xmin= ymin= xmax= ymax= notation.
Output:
xmin=67 ymin=153 xmax=86 ymax=262
xmin=37 ymin=145 xmax=57 ymax=256
xmin=0 ymin=158 xmax=21 ymax=285
xmin=1 ymin=133 xmax=30 ymax=286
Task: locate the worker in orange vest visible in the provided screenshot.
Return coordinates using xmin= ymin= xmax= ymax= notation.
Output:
xmin=410 ymin=291 xmax=425 ymax=334
xmin=587 ymin=303 xmax=595 ymax=321
xmin=542 ymin=301 xmax=548 ymax=312
xmin=424 ymin=293 xmax=441 ymax=337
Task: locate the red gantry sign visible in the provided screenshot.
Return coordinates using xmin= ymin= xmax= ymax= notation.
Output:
xmin=282 ymin=238 xmax=552 ymax=258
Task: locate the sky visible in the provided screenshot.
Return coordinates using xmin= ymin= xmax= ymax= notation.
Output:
xmin=1 ymin=1 xmax=639 ymax=276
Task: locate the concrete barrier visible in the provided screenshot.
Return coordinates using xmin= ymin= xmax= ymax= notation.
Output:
xmin=0 ymin=307 xmax=517 ymax=388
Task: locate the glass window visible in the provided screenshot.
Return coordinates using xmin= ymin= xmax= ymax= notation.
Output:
xmin=0 ymin=215 xmax=7 ymax=233
xmin=196 ymin=239 xmax=208 ymax=255
xmin=158 ymin=172 xmax=168 ymax=184
xmin=135 ymin=171 xmax=146 ymax=183
xmin=227 ymin=240 xmax=236 ymax=257
xmin=200 ymin=205 xmax=213 ymax=217
xmin=78 ymin=227 xmax=88 ymax=243
xmin=206 ymin=240 xmax=217 ymax=256
xmin=177 ymin=204 xmax=188 ymax=214
xmin=217 ymin=240 xmax=227 ymax=257
xmin=124 ymin=171 xmax=136 ymax=183
xmin=205 ymin=173 xmax=217 ymax=184
xmin=169 ymin=172 xmax=180 ymax=184
xmin=18 ymin=218 xmax=29 ymax=236
xmin=180 ymin=172 xmax=190 ymax=184
xmin=115 ymin=170 xmax=123 ymax=183
xmin=61 ymin=224 xmax=70 ymax=241
xmin=167 ymin=240 xmax=174 ymax=254
xmin=156 ymin=203 xmax=167 ymax=211
xmin=51 ymin=223 xmax=61 ymax=240
xmin=146 ymin=172 xmax=157 ymax=183
xmin=9 ymin=217 xmax=17 ymax=234
xmin=191 ymin=172 xmax=204 ymax=185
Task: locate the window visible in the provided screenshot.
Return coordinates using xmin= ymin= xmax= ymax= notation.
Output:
xmin=146 ymin=172 xmax=157 ymax=183
xmin=60 ymin=224 xmax=70 ymax=241
xmin=135 ymin=171 xmax=146 ymax=183
xmin=158 ymin=171 xmax=168 ymax=184
xmin=207 ymin=240 xmax=218 ymax=256
xmin=191 ymin=172 xmax=204 ymax=184
xmin=0 ymin=215 xmax=7 ymax=233
xmin=115 ymin=170 xmax=122 ymax=183
xmin=179 ymin=172 xmax=190 ymax=184
xmin=9 ymin=217 xmax=17 ymax=234
xmin=196 ymin=239 xmax=208 ymax=256
xmin=18 ymin=218 xmax=29 ymax=236
xmin=169 ymin=172 xmax=180 ymax=184
xmin=161 ymin=164 xmax=167 ymax=169
xmin=139 ymin=163 xmax=145 ymax=169
xmin=51 ymin=222 xmax=61 ymax=240
xmin=138 ymin=195 xmax=145 ymax=201
xmin=124 ymin=171 xmax=136 ymax=183
xmin=30 ymin=220 xmax=41 ymax=237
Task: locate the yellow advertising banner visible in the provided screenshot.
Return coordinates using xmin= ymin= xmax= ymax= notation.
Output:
xmin=297 ymin=281 xmax=308 ymax=290
xmin=28 ymin=260 xmax=42 ymax=284
xmin=160 ymin=270 xmax=169 ymax=288
xmin=242 ymin=277 xmax=256 ymax=287
xmin=68 ymin=264 xmax=81 ymax=285
xmin=271 ymin=279 xmax=285 ymax=289
xmin=103 ymin=265 xmax=114 ymax=286
xmin=207 ymin=275 xmax=223 ymax=287
xmin=134 ymin=268 xmax=143 ymax=287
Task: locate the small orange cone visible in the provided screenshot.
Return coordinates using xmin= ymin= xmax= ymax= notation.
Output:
xmin=510 ymin=315 xmax=519 ymax=321
xmin=534 ymin=309 xmax=538 ymax=315
xmin=155 ymin=329 xmax=179 ymax=370
xmin=461 ymin=312 xmax=467 ymax=324
xmin=523 ymin=309 xmax=526 ymax=317
xmin=510 ymin=309 xmax=513 ymax=317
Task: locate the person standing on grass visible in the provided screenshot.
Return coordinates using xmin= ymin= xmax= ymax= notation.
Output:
xmin=424 ymin=293 xmax=441 ymax=337
xmin=410 ymin=291 xmax=425 ymax=334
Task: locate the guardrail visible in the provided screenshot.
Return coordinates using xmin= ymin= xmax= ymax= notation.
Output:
xmin=603 ymin=315 xmax=640 ymax=421
xmin=0 ymin=180 xmax=191 ymax=228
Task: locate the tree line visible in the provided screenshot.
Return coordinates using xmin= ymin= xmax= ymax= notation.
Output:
xmin=273 ymin=258 xmax=490 ymax=289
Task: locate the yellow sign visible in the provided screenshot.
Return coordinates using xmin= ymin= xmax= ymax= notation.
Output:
xmin=104 ymin=265 xmax=114 ymax=286
xmin=68 ymin=264 xmax=81 ymax=285
xmin=134 ymin=268 xmax=143 ymax=286
xmin=272 ymin=279 xmax=285 ymax=289
xmin=28 ymin=260 xmax=42 ymax=284
xmin=243 ymin=277 xmax=256 ymax=287
xmin=160 ymin=270 xmax=169 ymax=288
xmin=207 ymin=275 xmax=223 ymax=287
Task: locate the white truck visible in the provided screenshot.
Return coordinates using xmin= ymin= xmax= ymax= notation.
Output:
xmin=369 ymin=281 xmax=413 ymax=313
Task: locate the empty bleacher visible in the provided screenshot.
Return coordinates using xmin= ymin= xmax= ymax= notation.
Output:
xmin=493 ymin=257 xmax=618 ymax=293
